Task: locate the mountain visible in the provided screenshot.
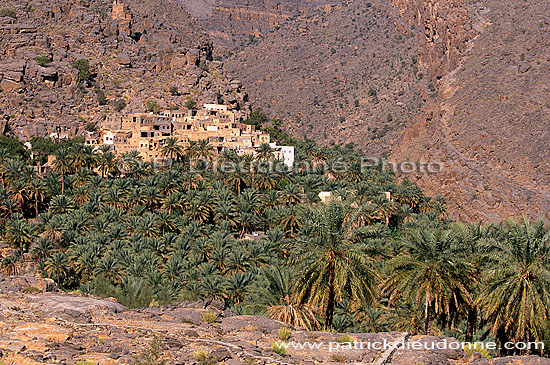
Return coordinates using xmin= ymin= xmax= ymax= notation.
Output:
xmin=182 ymin=0 xmax=342 ymax=51
xmin=389 ymin=0 xmax=550 ymax=222
xmin=1 ymin=0 xmax=548 ymax=222
xmin=0 ymin=0 xmax=250 ymax=139
xmin=190 ymin=0 xmax=550 ymax=222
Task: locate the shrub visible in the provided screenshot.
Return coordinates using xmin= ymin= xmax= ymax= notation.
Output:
xmin=96 ymin=89 xmax=107 ymax=105
xmin=146 ymin=100 xmax=161 ymax=113
xmin=133 ymin=335 xmax=166 ymax=365
xmin=73 ymin=59 xmax=91 ymax=82
xmin=330 ymin=354 xmax=348 ymax=362
xmin=23 ymin=286 xmax=41 ymax=294
xmin=278 ymin=327 xmax=291 ymax=341
xmin=272 ymin=342 xmax=287 ymax=356
xmin=194 ymin=350 xmax=215 ymax=365
xmin=0 ymin=8 xmax=16 ymax=18
xmin=115 ymin=99 xmax=127 ymax=112
xmin=85 ymin=122 xmax=96 ymax=132
xmin=243 ymin=108 xmax=267 ymax=129
xmin=35 ymin=56 xmax=52 ymax=67
xmin=169 ymin=86 xmax=179 ymax=96
xmin=0 ymin=135 xmax=29 ymax=159
xmin=185 ymin=97 xmax=196 ymax=110
xmin=464 ymin=343 xmax=492 ymax=359
xmin=200 ymin=311 xmax=219 ymax=324
xmin=337 ymin=334 xmax=354 ymax=344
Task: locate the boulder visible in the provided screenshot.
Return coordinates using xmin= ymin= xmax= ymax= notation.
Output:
xmin=116 ymin=53 xmax=132 ymax=67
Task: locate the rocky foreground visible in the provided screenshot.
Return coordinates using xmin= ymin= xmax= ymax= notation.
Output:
xmin=0 ymin=276 xmax=548 ymax=364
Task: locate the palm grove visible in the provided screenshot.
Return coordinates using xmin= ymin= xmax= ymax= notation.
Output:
xmin=0 ymin=132 xmax=549 ymax=357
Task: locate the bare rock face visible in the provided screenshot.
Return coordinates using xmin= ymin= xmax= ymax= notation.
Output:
xmin=0 ymin=288 xmax=546 ymax=364
xmin=390 ymin=0 xmax=550 ymax=222
xmin=0 ymin=276 xmax=56 ymax=293
xmin=0 ymin=0 xmax=251 ymax=139
xmin=225 ymin=0 xmax=422 ymax=157
xmin=183 ymin=0 xmax=338 ymax=51
xmin=217 ymin=0 xmax=549 ymax=222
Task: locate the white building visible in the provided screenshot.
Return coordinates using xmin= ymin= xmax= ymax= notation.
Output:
xmin=103 ymin=130 xmax=115 ymax=145
xmin=269 ymin=143 xmax=295 ymax=169
xmin=204 ymin=104 xmax=228 ymax=112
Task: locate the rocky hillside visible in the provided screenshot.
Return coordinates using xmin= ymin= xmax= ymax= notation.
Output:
xmin=225 ymin=0 xmax=423 ymax=156
xmin=0 ymin=0 xmax=250 ymax=139
xmin=210 ymin=0 xmax=550 ymax=222
xmin=390 ymin=0 xmax=550 ymax=222
xmin=0 ymin=276 xmax=546 ymax=364
xmin=183 ymin=0 xmax=342 ymax=51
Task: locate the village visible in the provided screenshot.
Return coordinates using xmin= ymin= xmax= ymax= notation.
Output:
xmin=83 ymin=104 xmax=295 ymax=168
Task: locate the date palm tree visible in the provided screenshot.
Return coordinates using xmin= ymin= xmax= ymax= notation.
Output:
xmin=97 ymin=149 xmax=118 ymax=179
xmin=196 ymin=139 xmax=213 ymax=162
xmin=26 ymin=176 xmax=45 ymax=217
xmin=226 ymin=164 xmax=249 ymax=196
xmin=477 ymin=219 xmax=550 ymax=354
xmin=44 ymin=252 xmax=69 ymax=286
xmin=248 ymin=265 xmax=321 ymax=330
xmin=383 ymin=228 xmax=474 ymax=335
xmin=5 ymin=217 xmax=36 ymax=253
xmin=291 ymin=202 xmax=379 ymax=328
xmin=255 ymin=143 xmax=273 ymax=161
xmin=161 ymin=137 xmax=183 ymax=168
xmin=52 ymin=149 xmax=73 ymax=194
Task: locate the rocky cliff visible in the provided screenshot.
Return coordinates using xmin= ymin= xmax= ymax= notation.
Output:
xmin=215 ymin=0 xmax=549 ymax=222
xmin=0 ymin=0 xmax=250 ymax=139
xmin=184 ymin=0 xmax=342 ymax=51
xmin=225 ymin=0 xmax=423 ymax=157
xmin=389 ymin=0 xmax=550 ymax=222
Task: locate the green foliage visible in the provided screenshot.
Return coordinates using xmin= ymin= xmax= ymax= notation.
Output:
xmin=194 ymin=350 xmax=216 ymax=365
xmin=96 ymin=89 xmax=107 ymax=105
xmin=337 ymin=334 xmax=354 ymax=344
xmin=464 ymin=343 xmax=492 ymax=359
xmin=85 ymin=122 xmax=96 ymax=132
xmin=272 ymin=342 xmax=287 ymax=356
xmin=200 ymin=311 xmax=219 ymax=324
xmin=0 ymin=8 xmax=16 ymax=18
xmin=73 ymin=59 xmax=91 ymax=82
xmin=169 ymin=86 xmax=179 ymax=96
xmin=35 ymin=56 xmax=52 ymax=67
xmin=244 ymin=108 xmax=268 ymax=129
xmin=0 ymin=135 xmax=28 ymax=158
xmin=133 ymin=335 xmax=166 ymax=365
xmin=0 ymin=133 xmax=548 ymax=356
xmin=30 ymin=137 xmax=84 ymax=161
xmin=146 ymin=100 xmax=161 ymax=113
xmin=89 ymin=275 xmax=156 ymax=309
xmin=23 ymin=286 xmax=41 ymax=294
xmin=278 ymin=327 xmax=291 ymax=340
xmin=115 ymin=99 xmax=127 ymax=112
xmin=185 ymin=97 xmax=196 ymax=110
